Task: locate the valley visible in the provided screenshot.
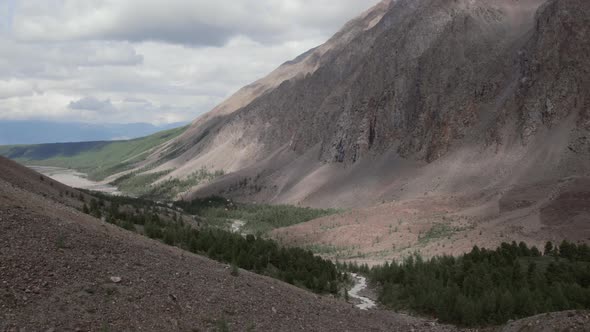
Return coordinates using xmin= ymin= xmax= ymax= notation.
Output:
xmin=1 ymin=0 xmax=590 ymax=330
xmin=30 ymin=166 xmax=121 ymax=195
xmin=2 ymin=0 xmax=588 ymax=264
xmin=2 ymin=155 xmax=590 ymax=331
xmin=2 ymin=154 xmax=590 ymax=331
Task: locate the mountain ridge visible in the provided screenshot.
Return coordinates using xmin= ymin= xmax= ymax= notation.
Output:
xmin=0 ymin=120 xmax=187 ymax=145
xmin=151 ymin=0 xmax=588 ymax=207
xmin=142 ymin=0 xmax=590 ymax=262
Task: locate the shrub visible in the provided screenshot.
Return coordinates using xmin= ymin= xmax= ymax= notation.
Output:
xmin=230 ymin=263 xmax=240 ymax=277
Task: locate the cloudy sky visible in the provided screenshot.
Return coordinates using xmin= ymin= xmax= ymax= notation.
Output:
xmin=0 ymin=0 xmax=380 ymax=125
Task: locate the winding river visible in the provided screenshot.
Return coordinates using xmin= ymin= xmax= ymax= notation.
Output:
xmin=349 ymin=273 xmax=377 ymax=310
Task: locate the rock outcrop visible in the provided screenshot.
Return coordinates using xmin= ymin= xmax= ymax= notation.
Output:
xmin=143 ymin=0 xmax=589 ymax=211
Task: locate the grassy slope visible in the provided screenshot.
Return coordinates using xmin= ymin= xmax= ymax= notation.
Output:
xmin=176 ymin=197 xmax=341 ymax=235
xmin=0 ymin=126 xmax=187 ymax=181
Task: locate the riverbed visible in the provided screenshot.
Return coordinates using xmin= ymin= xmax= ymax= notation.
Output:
xmin=349 ymin=273 xmax=377 ymax=310
xmin=29 ymin=166 xmax=121 ymax=195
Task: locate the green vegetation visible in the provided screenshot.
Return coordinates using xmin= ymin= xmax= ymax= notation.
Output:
xmin=344 ymin=241 xmax=590 ymax=327
xmin=0 ymin=126 xmax=187 ymax=181
xmin=111 ymin=170 xmax=172 ymax=197
xmin=418 ymin=223 xmax=462 ymax=245
xmin=82 ymin=192 xmax=345 ymax=295
xmin=151 ymin=225 xmax=342 ymax=294
xmin=69 ymin=186 xmax=590 ymax=327
xmin=143 ymin=168 xmax=225 ymax=200
xmin=230 ymin=263 xmax=240 ymax=277
xmin=109 ymin=167 xmax=224 ymax=199
xmin=176 ymin=196 xmax=339 ymax=235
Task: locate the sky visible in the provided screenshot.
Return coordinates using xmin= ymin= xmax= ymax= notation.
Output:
xmin=0 ymin=0 xmax=381 ymax=125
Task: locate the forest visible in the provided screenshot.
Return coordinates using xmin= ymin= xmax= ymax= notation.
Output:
xmin=143 ymin=217 xmax=343 ymax=294
xmin=344 ymin=241 xmax=590 ymax=326
xmin=175 ymin=196 xmax=339 ymax=234
xmin=81 ymin=192 xmax=344 ymax=295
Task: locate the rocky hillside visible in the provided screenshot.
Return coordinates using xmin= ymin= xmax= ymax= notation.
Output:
xmin=92 ymin=0 xmax=587 ymax=262
xmin=135 ymin=0 xmax=588 ymax=211
xmin=0 ymin=156 xmax=458 ymax=331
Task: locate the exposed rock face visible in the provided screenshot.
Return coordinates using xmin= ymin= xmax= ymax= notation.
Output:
xmin=149 ymin=0 xmax=589 ymax=209
xmin=516 ymin=0 xmax=590 ymax=141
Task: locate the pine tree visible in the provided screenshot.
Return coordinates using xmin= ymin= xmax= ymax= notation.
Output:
xmin=544 ymin=241 xmax=554 ymax=256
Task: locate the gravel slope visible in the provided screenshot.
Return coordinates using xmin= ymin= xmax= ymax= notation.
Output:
xmin=0 ymin=157 xmax=456 ymax=331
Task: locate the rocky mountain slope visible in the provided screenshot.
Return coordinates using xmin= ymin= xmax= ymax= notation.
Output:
xmin=142 ymin=0 xmax=588 ymax=207
xmin=106 ymin=0 xmax=589 ymax=259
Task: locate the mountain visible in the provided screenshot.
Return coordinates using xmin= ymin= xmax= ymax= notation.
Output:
xmin=2 ymin=1 xmax=590 ymax=329
xmin=0 ymin=120 xmax=187 ymax=145
xmin=160 ymin=0 xmax=588 ymax=205
xmin=139 ymin=0 xmax=588 ymax=259
xmin=2 ymin=0 xmax=588 ymax=262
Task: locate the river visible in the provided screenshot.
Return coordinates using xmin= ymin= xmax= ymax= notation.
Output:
xmin=29 ymin=166 xmax=121 ymax=195
xmin=349 ymin=273 xmax=377 ymax=310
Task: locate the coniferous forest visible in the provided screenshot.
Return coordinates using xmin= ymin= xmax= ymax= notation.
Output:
xmin=148 ymin=222 xmax=343 ymax=295
xmin=81 ymin=192 xmax=344 ymax=295
xmin=346 ymin=241 xmax=590 ymax=326
xmin=83 ymin=191 xmax=590 ymax=327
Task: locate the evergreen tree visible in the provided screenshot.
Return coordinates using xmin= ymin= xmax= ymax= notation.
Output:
xmin=544 ymin=241 xmax=554 ymax=256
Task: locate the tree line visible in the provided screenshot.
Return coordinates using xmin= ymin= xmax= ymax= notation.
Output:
xmin=175 ymin=196 xmax=339 ymax=235
xmin=81 ymin=192 xmax=344 ymax=295
xmin=344 ymin=241 xmax=590 ymax=326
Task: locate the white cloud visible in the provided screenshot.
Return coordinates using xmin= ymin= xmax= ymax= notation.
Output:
xmin=0 ymin=79 xmax=37 ymax=99
xmin=12 ymin=0 xmax=380 ymax=46
xmin=69 ymin=96 xmax=115 ymax=111
xmin=0 ymin=0 xmax=382 ymax=124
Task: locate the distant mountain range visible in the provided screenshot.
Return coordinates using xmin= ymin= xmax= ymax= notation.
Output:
xmin=0 ymin=120 xmax=187 ymax=145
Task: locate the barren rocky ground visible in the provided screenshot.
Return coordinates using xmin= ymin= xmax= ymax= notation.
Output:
xmin=271 ymin=176 xmax=590 ymax=263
